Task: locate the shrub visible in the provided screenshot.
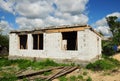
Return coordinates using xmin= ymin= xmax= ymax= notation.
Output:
xmin=102 ymin=41 xmax=115 ymax=56
xmin=32 ymin=59 xmax=59 ymax=69
xmin=77 ymin=75 xmax=83 ymax=80
xmin=43 ymin=71 xmax=52 ymax=76
xmin=69 ymin=76 xmax=76 ymax=81
xmin=86 ymin=77 xmax=92 ymax=81
xmin=0 ymin=58 xmax=12 ymax=67
xmin=0 ymin=73 xmax=17 ymax=81
xmin=86 ymin=58 xmax=119 ymax=71
xmin=11 ymin=59 xmax=32 ymax=69
xmin=59 ymin=76 xmax=68 ymax=81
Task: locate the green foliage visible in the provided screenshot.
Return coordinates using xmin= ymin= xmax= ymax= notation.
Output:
xmin=0 ymin=34 xmax=9 ymax=49
xmin=86 ymin=76 xmax=92 ymax=81
xmin=106 ymin=16 xmax=120 ymax=45
xmin=69 ymin=76 xmax=76 ymax=81
xmin=102 ymin=16 xmax=120 ymax=56
xmin=0 ymin=73 xmax=17 ymax=81
xmin=0 ymin=58 xmax=60 ymax=70
xmin=86 ymin=58 xmax=120 ymax=71
xmin=43 ymin=71 xmax=52 ymax=76
xmin=83 ymin=71 xmax=88 ymax=76
xmin=77 ymin=75 xmax=83 ymax=80
xmin=59 ymin=75 xmax=90 ymax=81
xmin=16 ymin=59 xmax=32 ymax=69
xmin=32 ymin=59 xmax=59 ymax=69
xmin=59 ymin=76 xmax=68 ymax=81
xmin=102 ymin=40 xmax=115 ymax=56
xmin=35 ymin=79 xmax=47 ymax=81
xmin=0 ymin=58 xmax=11 ymax=67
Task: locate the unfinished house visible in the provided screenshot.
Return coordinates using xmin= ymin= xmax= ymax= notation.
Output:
xmin=9 ymin=25 xmax=102 ymax=64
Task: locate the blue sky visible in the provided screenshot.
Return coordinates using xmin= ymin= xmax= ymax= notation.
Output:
xmin=87 ymin=0 xmax=120 ymax=25
xmin=0 ymin=0 xmax=120 ymax=34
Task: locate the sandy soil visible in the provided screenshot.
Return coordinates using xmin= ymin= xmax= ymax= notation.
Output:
xmin=53 ymin=68 xmax=120 ymax=81
xmin=53 ymin=54 xmax=120 ymax=81
xmin=113 ymin=53 xmax=120 ymax=62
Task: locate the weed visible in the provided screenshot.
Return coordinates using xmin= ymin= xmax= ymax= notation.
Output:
xmin=35 ymin=78 xmax=47 ymax=81
xmin=32 ymin=59 xmax=59 ymax=70
xmin=69 ymin=75 xmax=76 ymax=81
xmin=86 ymin=57 xmax=120 ymax=71
xmin=43 ymin=71 xmax=52 ymax=76
xmin=59 ymin=76 xmax=68 ymax=81
xmin=22 ymin=78 xmax=29 ymax=81
xmin=77 ymin=75 xmax=84 ymax=80
xmin=83 ymin=71 xmax=88 ymax=75
xmin=0 ymin=73 xmax=17 ymax=81
xmin=0 ymin=58 xmax=11 ymax=67
xmin=86 ymin=76 xmax=92 ymax=81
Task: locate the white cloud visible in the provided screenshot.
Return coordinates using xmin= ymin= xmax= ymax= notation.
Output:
xmin=15 ymin=0 xmax=53 ymax=18
xmin=93 ymin=12 xmax=120 ymax=36
xmin=107 ymin=12 xmax=120 ymax=18
xmin=0 ymin=20 xmax=13 ymax=35
xmin=0 ymin=0 xmax=16 ymax=14
xmin=54 ymin=0 xmax=88 ymax=14
xmin=0 ymin=0 xmax=89 ymax=30
xmin=16 ymin=17 xmax=45 ymax=30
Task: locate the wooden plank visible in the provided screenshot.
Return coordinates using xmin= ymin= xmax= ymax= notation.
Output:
xmin=45 ymin=27 xmax=90 ymax=33
xmin=46 ymin=67 xmax=71 ymax=80
xmin=17 ymin=67 xmax=64 ymax=79
xmin=47 ymin=66 xmax=78 ymax=80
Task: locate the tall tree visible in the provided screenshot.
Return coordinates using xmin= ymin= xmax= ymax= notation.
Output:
xmin=0 ymin=30 xmax=9 ymax=49
xmin=106 ymin=16 xmax=120 ymax=45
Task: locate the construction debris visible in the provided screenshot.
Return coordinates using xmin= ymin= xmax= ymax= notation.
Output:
xmin=17 ymin=66 xmax=78 ymax=80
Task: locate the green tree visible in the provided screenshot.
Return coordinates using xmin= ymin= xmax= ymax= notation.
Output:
xmin=102 ymin=16 xmax=120 ymax=55
xmin=0 ymin=34 xmax=9 ymax=49
xmin=106 ymin=16 xmax=120 ymax=45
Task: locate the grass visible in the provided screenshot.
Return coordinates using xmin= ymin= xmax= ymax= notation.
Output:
xmin=86 ymin=57 xmax=120 ymax=71
xmin=1 ymin=56 xmax=119 ymax=80
xmin=59 ymin=75 xmax=92 ymax=81
xmin=43 ymin=71 xmax=52 ymax=76
xmin=0 ymin=58 xmax=71 ymax=80
xmin=0 ymin=73 xmax=17 ymax=81
xmin=86 ymin=76 xmax=92 ymax=81
xmin=83 ymin=71 xmax=88 ymax=76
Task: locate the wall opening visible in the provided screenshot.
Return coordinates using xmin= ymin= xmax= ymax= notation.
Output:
xmin=19 ymin=35 xmax=27 ymax=49
xmin=62 ymin=31 xmax=77 ymax=50
xmin=33 ymin=34 xmax=43 ymax=50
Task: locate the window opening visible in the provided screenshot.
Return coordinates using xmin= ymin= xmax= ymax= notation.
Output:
xmin=33 ymin=34 xmax=43 ymax=50
xmin=62 ymin=31 xmax=77 ymax=50
xmin=19 ymin=35 xmax=27 ymax=49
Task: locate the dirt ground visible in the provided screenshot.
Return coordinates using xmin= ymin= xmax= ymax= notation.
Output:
xmin=113 ymin=53 xmax=120 ymax=62
xmin=53 ymin=54 xmax=120 ymax=81
xmin=53 ymin=68 xmax=120 ymax=81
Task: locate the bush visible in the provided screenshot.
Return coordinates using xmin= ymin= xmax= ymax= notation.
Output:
xmin=0 ymin=73 xmax=17 ymax=81
xmin=86 ymin=58 xmax=120 ymax=71
xmin=0 ymin=34 xmax=9 ymax=49
xmin=59 ymin=76 xmax=68 ymax=81
xmin=32 ymin=59 xmax=59 ymax=69
xmin=86 ymin=77 xmax=92 ymax=81
xmin=0 ymin=58 xmax=12 ymax=67
xmin=102 ymin=41 xmax=115 ymax=56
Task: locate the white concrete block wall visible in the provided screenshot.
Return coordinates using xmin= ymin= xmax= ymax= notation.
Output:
xmin=9 ymin=33 xmax=19 ymax=56
xmin=85 ymin=29 xmax=101 ymax=60
xmin=9 ymin=29 xmax=102 ymax=62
